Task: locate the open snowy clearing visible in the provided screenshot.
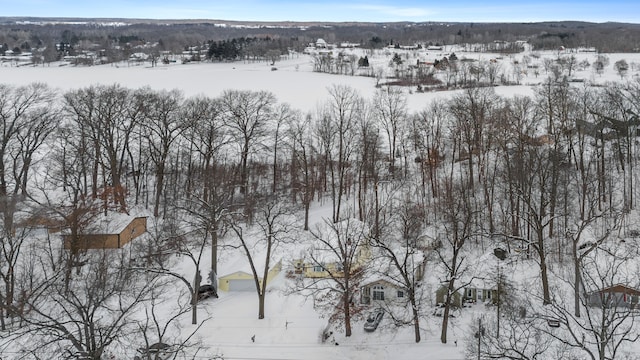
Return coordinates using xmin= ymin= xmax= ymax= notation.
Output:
xmin=5 ymin=46 xmax=634 ymax=113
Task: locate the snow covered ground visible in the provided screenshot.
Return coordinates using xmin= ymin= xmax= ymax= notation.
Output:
xmin=3 ymin=46 xmax=640 ymax=359
xmin=2 ymin=46 xmax=637 ymax=115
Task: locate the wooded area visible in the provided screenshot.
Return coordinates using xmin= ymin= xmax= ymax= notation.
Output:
xmin=0 ymin=73 xmax=638 ymax=358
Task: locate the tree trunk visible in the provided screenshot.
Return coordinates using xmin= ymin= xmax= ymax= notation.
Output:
xmin=154 ymin=159 xmax=165 ymax=218
xmin=344 ymin=273 xmax=352 ymax=337
xmin=539 ymin=242 xmax=551 ymax=305
xmin=258 ymin=292 xmax=265 ymax=320
xmin=441 ymin=279 xmax=455 ymax=344
xmin=211 ymin=228 xmax=218 ymax=294
xmin=192 ymin=272 xmax=201 ymax=325
xmin=574 ymin=243 xmax=581 ymax=317
xmin=240 ymin=140 xmax=250 ymax=195
xmin=411 ymin=293 xmax=421 ymax=343
xmin=304 ymin=200 xmax=310 ymax=231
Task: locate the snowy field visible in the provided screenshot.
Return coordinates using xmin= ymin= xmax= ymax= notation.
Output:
xmin=4 ymin=46 xmax=636 ymax=114
xmin=3 ymin=47 xmax=640 ymax=360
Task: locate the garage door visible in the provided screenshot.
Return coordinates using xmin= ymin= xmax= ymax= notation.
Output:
xmin=228 ymin=279 xmax=255 ymax=291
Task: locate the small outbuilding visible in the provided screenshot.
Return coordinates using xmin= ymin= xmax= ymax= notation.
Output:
xmin=63 ymin=213 xmax=147 ymax=250
xmin=218 ymin=271 xmax=256 ymax=292
xmin=218 ymin=260 xmax=282 ymax=292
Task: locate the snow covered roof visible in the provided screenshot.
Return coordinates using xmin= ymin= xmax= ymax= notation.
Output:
xmin=360 ymin=278 xmax=401 ymax=289
xmin=81 ymin=211 xmax=147 ymax=235
xmin=590 ymin=284 xmax=640 ymax=296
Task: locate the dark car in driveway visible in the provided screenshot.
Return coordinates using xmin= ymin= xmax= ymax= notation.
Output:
xmin=197 ymin=284 xmax=218 ymax=301
xmin=364 ymin=308 xmax=384 ymax=332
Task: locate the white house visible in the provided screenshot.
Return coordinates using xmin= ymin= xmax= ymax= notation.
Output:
xmin=360 ymin=279 xmax=406 ymax=305
xmin=315 ymin=38 xmax=328 ymax=49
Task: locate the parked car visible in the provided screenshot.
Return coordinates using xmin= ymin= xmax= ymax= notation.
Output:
xmin=547 ymin=318 xmax=560 ymax=328
xmin=198 ymin=284 xmax=218 ymax=301
xmin=432 ymin=304 xmax=458 ymax=317
xmin=136 ymin=342 xmax=175 ymax=360
xmin=364 ymin=308 xmax=384 ymax=332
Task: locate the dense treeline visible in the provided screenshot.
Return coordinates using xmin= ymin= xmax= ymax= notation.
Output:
xmin=1 ymin=76 xmax=640 ymax=357
xmin=1 ymin=19 xmax=640 ymax=64
xmin=206 ymin=36 xmax=293 ymax=62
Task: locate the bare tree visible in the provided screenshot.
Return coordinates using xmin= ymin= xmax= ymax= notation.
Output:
xmin=134 ymin=285 xmax=209 ymax=360
xmin=592 ymin=54 xmax=610 ymax=76
xmin=288 ymin=113 xmax=316 ymax=230
xmin=513 ymin=143 xmax=560 ymax=305
xmin=371 ymin=194 xmax=428 ymax=343
xmin=304 ymin=218 xmax=370 ymax=337
xmin=64 ymin=85 xmax=140 ymax=212
xmin=0 ymin=225 xmax=33 ymax=330
xmin=436 ymin=179 xmax=476 ymax=344
xmin=410 ymin=100 xmax=447 ymax=203
xmin=565 ymin=136 xmax=620 ymax=317
xmin=133 ymin=214 xmax=211 ymax=326
xmin=614 ymin=59 xmax=629 ymax=79
xmin=180 ymin=96 xmax=231 ymax=289
xmin=139 ymin=88 xmax=189 ymax=217
xmin=466 ymin=312 xmax=556 ymax=360
xmin=535 ymin=248 xmax=640 ymax=360
xmin=270 ymin=103 xmax=297 ymax=193
xmin=323 ymin=85 xmax=363 ymax=223
xmin=495 ymin=95 xmax=539 ymax=241
xmin=17 ymin=250 xmax=159 ymax=360
xmin=221 ymin=89 xmax=276 ymax=196
xmin=0 ymin=83 xmax=59 ymax=228
xmin=227 ymin=196 xmax=295 ymax=319
xmin=372 ymin=86 xmax=407 ymax=176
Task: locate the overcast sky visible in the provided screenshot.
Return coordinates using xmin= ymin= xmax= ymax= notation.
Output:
xmin=3 ymin=0 xmax=640 ymax=23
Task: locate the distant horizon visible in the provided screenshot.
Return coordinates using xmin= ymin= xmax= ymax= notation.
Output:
xmin=3 ymin=1 xmax=640 ymax=24
xmin=3 ymin=16 xmax=640 ymax=26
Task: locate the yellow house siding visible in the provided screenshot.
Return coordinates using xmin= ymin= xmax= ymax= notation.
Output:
xmin=266 ymin=260 xmax=282 ymax=283
xmin=303 ymin=262 xmax=345 ymax=278
xmin=297 ymin=241 xmax=371 ymax=279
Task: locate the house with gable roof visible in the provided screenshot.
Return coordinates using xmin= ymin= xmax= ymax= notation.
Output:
xmin=293 ymin=218 xmax=371 ymax=279
xmin=360 ymin=279 xmax=406 ymax=305
xmin=587 ymin=284 xmax=640 ymax=308
xmin=62 ymin=212 xmax=147 ymax=250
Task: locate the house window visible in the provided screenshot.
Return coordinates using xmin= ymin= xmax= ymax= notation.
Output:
xmin=397 ymin=290 xmax=405 ymax=298
xmin=336 ymin=263 xmax=344 ymax=272
xmin=466 ymin=288 xmax=473 ymax=298
xmin=313 ymin=265 xmax=324 ymax=272
xmin=373 ymin=285 xmax=385 ymax=301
